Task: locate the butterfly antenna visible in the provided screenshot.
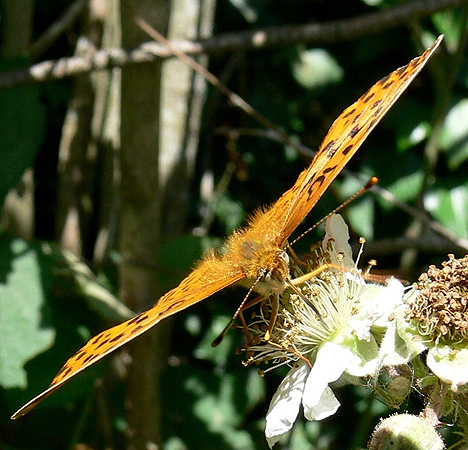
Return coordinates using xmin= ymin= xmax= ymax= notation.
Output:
xmin=211 ymin=274 xmax=263 ymax=347
xmin=287 ymin=176 xmax=378 ymax=249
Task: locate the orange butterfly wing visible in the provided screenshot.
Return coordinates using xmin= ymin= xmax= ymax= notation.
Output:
xmin=11 ymin=36 xmax=442 ymax=420
xmin=269 ymin=35 xmax=442 ymax=246
xmin=11 ymin=264 xmax=245 ymax=419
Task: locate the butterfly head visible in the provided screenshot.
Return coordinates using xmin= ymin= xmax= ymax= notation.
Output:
xmin=252 ymin=250 xmax=290 ymax=297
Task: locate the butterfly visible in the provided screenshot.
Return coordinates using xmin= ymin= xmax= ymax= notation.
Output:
xmin=11 ymin=35 xmax=442 ymax=420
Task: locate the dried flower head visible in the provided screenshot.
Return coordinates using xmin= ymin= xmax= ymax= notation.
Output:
xmin=380 ymin=254 xmax=468 ymax=389
xmin=406 ymin=254 xmax=468 ymax=345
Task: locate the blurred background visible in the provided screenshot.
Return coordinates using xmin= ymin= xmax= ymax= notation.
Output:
xmin=0 ymin=0 xmax=467 ymax=449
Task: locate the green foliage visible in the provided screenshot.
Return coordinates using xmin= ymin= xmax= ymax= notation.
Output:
xmin=425 ymin=182 xmax=468 ymax=237
xmin=0 ymin=237 xmax=127 ymax=418
xmin=292 ymin=48 xmax=344 ymax=90
xmin=0 ymin=59 xmax=46 ymax=210
xmin=1 ymin=1 xmax=468 ymax=450
xmin=0 ymin=238 xmax=56 ymax=390
xmin=440 ymin=99 xmax=468 ymax=170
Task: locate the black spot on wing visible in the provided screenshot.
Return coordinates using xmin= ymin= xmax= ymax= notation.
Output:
xmin=127 ymin=316 xmax=140 ymax=325
xmin=349 ymin=126 xmax=360 ymax=138
xmin=397 ymin=65 xmax=408 ymax=76
xmin=343 ymin=108 xmax=356 ymax=118
xmin=378 ymin=74 xmax=390 ymax=86
xmin=83 ymin=354 xmax=95 ymax=364
xmin=373 ymin=106 xmax=384 ymax=117
xmin=365 ymin=118 xmax=378 ymax=132
xmin=131 ymin=325 xmax=146 ymax=334
xmin=363 ymin=92 xmax=375 ymax=103
xmin=109 ymin=332 xmax=126 ymax=343
xmin=383 ymin=80 xmax=394 ymax=90
xmin=322 ymin=139 xmax=337 ymax=157
xmin=135 ymin=314 xmax=150 ymax=324
xmin=96 ymin=338 xmax=110 ymax=350
xmin=307 ymin=174 xmax=326 ymax=196
xmin=90 ymin=334 xmax=105 ymax=345
xmin=58 ymin=366 xmax=73 ymax=379
xmin=74 ymin=350 xmax=87 ymax=361
xmin=158 ymin=300 xmax=185 ymax=316
xmin=343 ymin=144 xmax=353 ymax=155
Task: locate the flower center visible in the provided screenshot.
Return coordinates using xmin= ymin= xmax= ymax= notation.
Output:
xmin=405 ymin=254 xmax=468 ymax=345
xmin=242 ymin=239 xmax=364 ymax=371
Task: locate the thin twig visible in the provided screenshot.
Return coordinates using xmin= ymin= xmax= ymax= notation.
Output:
xmin=136 ymin=18 xmax=305 ymax=156
xmin=215 ymin=126 xmax=468 ymax=251
xmin=370 ymin=184 xmax=468 ymax=251
xmin=0 ymin=0 xmax=466 ymax=89
xmin=31 ymin=0 xmax=88 ymax=61
xmin=358 ymin=234 xmax=468 ymax=257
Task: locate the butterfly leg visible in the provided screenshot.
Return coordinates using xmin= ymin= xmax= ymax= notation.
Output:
xmin=211 ymin=283 xmax=265 ymax=347
xmin=237 ymin=309 xmax=254 ymax=345
xmin=212 ymin=292 xmax=278 ymax=346
xmin=263 ymin=340 xmax=312 ymax=369
xmin=286 ymin=245 xmax=309 ymax=269
xmin=263 ymin=293 xmax=279 ymax=341
xmin=290 ymin=262 xmax=353 ymax=285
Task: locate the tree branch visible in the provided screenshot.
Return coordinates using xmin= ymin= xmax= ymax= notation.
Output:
xmin=0 ymin=0 xmax=465 ymax=89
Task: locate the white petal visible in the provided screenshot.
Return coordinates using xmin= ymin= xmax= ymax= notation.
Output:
xmin=427 ymin=346 xmax=468 ymax=388
xmin=379 ymin=304 xmax=425 ymax=367
xmin=352 ymin=278 xmax=404 ymax=340
xmin=265 ymin=361 xmax=309 ymax=448
xmin=304 ymin=385 xmax=340 ymax=421
xmin=372 ymin=278 xmax=405 ymax=328
xmin=302 ymin=342 xmax=349 ymax=420
xmin=323 ymin=214 xmax=354 ymax=266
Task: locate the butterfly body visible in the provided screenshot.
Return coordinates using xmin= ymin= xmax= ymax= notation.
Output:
xmin=11 ymin=36 xmax=443 ymax=420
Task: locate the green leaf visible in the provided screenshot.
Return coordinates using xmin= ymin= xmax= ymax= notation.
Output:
xmin=432 ymin=11 xmax=465 ymax=49
xmin=0 ymin=238 xmax=55 ymax=389
xmin=293 ymin=48 xmax=343 ymax=90
xmin=386 ymin=171 xmax=425 ymax=204
xmin=1 ymin=238 xmax=124 ymax=413
xmin=439 ymin=99 xmax=468 ymax=170
xmin=191 ymin=374 xmax=255 ymax=449
xmin=425 ymin=184 xmax=468 ymax=237
xmin=193 ymin=315 xmax=236 ymax=367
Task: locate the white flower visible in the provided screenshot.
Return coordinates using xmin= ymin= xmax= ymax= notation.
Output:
xmin=244 ymin=214 xmax=404 ymax=447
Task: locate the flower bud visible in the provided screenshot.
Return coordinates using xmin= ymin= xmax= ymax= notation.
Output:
xmin=369 ymin=413 xmax=444 ymax=450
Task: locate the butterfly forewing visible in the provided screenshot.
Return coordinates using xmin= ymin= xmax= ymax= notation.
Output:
xmin=10 ymin=265 xmax=245 ymax=419
xmin=273 ymin=36 xmax=442 ymax=245
xmin=11 ymin=36 xmax=442 ymax=420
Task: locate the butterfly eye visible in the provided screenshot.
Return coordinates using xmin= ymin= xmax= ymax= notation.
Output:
xmin=258 ymin=268 xmax=271 ymax=281
xmin=276 ymin=251 xmax=289 ymax=265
